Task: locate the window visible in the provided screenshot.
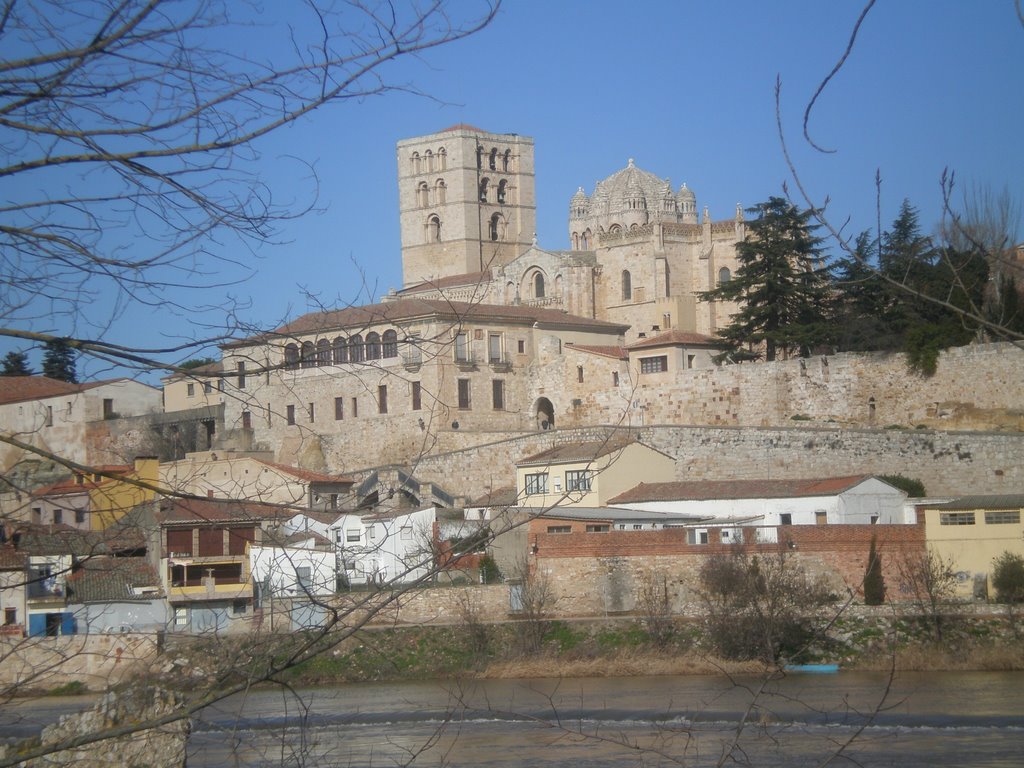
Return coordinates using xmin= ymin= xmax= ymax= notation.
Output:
xmin=4 ymin=608 xmax=16 ymax=626
xmin=351 ymin=397 xmax=358 ymax=417
xmin=488 ymin=333 xmax=502 ymax=363
xmin=75 ymin=509 xmax=85 ymax=524
xmin=546 ymin=525 xmax=571 ymax=534
xmin=586 ymin=524 xmax=609 ymax=533
xmin=53 ymin=509 xmax=63 ymax=525
xmin=687 ymin=354 xmax=696 ymax=369
xmin=365 ymin=332 xmax=381 ymax=361
xmin=412 ymin=381 xmax=422 ymax=411
xmin=232 ymin=600 xmax=247 ymax=615
xmin=525 ymin=473 xmax=548 ymax=495
xmin=489 ymin=213 xmax=501 ymax=241
xmin=437 ymin=147 xmax=447 ymax=170
xmin=517 ymin=339 xmax=525 ymax=354
xmin=577 ymin=365 xmax=584 ymax=383
xmin=489 ymin=147 xmax=497 ymax=170
xmin=492 ymin=379 xmax=504 ymax=410
xmin=286 ymin=405 xmax=296 ymax=425
xmin=187 ymin=382 xmax=195 ymax=397
xmin=242 ymin=410 xmax=251 ymax=429
xmin=103 ymin=398 xmax=114 ymax=419
xmin=378 ymin=385 xmax=388 ymax=414
xmin=296 ymin=566 xmax=311 ymax=591
xmin=410 ymin=151 xmax=420 ymax=173
xmin=457 ymin=379 xmax=471 ymax=409
xmin=299 ymin=341 xmax=315 ymax=368
xmin=428 ymin=215 xmax=441 ymax=242
xmin=417 ymin=180 xmax=429 ymax=207
xmin=640 ymin=356 xmax=668 ymax=374
xmin=334 ymin=397 xmax=344 ymax=420
xmin=565 ymin=470 xmax=592 ymax=492
xmin=333 ymin=337 xmax=348 ymax=364
xmin=985 ymin=510 xmax=1021 ymax=525
xmin=687 ymin=529 xmax=709 ymax=545
xmin=534 ymin=272 xmax=545 ymax=298
xmin=45 ymin=405 xmax=53 ymax=427
xmin=718 ymin=267 xmax=731 ymax=285
xmin=308 ymin=403 xmax=315 ymax=422
xmin=454 ymin=332 xmax=469 ymax=362
xmin=368 ymin=524 xmax=376 ymax=540
xmin=203 ymin=382 xmax=212 ymax=394
xmin=346 ymin=529 xmax=360 ymax=542
xmin=349 ymin=334 xmax=364 ymax=363
xmin=779 ymin=514 xmax=792 ymax=526
xmin=612 ymin=371 xmax=620 ymax=386
xmin=940 ymin=512 xmax=976 ymax=525
xmin=424 ymin=149 xmax=433 ymax=172
xmin=503 ymin=148 xmax=511 ymax=171
xmin=174 ymin=607 xmax=188 ymax=627
xmin=622 ymin=270 xmax=632 ymax=300
xmin=237 ymin=362 xmax=246 ymax=389
xmin=382 ymin=329 xmax=398 ymax=358
xmin=479 ymin=177 xmax=489 ymax=203
xmin=497 ymin=179 xmax=507 ymax=204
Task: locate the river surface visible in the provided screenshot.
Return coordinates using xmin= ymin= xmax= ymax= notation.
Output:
xmin=4 ymin=671 xmax=1023 ymax=766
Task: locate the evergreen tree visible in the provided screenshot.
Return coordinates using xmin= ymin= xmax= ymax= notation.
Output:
xmin=0 ymin=350 xmax=33 ymax=376
xmin=700 ymin=197 xmax=831 ymax=361
xmin=41 ymin=339 xmax=78 ymax=383
xmin=863 ymin=536 xmax=886 ymax=606
xmin=832 ymin=231 xmax=900 ymax=351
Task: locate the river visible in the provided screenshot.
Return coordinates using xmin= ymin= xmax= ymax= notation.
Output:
xmin=4 ymin=671 xmax=1023 ymax=766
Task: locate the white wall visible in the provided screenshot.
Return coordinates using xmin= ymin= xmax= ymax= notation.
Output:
xmin=250 ymin=546 xmax=336 ymax=597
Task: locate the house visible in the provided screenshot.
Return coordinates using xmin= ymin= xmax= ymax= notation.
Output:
xmin=626 ymin=329 xmax=725 ymax=376
xmin=608 ymin=475 xmax=908 ymax=543
xmin=515 ymin=439 xmax=675 ymax=509
xmin=159 ymin=497 xmax=291 ymax=634
xmin=66 ymin=556 xmax=166 ymax=634
xmin=0 ymin=376 xmax=161 ymax=470
xmin=162 ymin=361 xmax=225 ymax=413
xmin=331 ymin=506 xmax=437 ymax=586
xmin=917 ymin=494 xmax=1024 ymax=599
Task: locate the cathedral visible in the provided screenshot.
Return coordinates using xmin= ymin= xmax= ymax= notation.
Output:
xmin=392 ymin=125 xmax=744 ymax=341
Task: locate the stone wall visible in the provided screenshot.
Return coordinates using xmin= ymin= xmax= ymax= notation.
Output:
xmin=0 ymin=634 xmax=160 ymax=691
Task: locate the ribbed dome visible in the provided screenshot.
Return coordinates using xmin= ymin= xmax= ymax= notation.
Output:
xmin=591 ymin=158 xmax=674 ymax=211
xmin=677 ymin=182 xmax=696 ymax=202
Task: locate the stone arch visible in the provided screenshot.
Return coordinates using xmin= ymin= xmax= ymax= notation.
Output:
xmin=718 ymin=266 xmax=731 ymax=285
xmin=489 ymin=147 xmax=497 ymax=170
xmin=437 ymin=147 xmax=447 ymax=170
xmin=426 ymin=215 xmax=441 ymax=242
xmin=571 ymin=231 xmax=580 ymax=250
xmin=497 ymin=179 xmax=508 ymax=204
xmin=503 ymin=148 xmax=511 ymax=172
xmin=488 ymin=212 xmax=504 ymax=241
xmin=555 ymin=274 xmax=562 ymax=296
xmin=435 ymin=178 xmax=446 ymax=204
xmin=424 ymin=149 xmax=433 ymax=172
xmin=533 ymin=397 xmax=555 ymax=430
xmin=417 ymin=181 xmax=429 ymax=207
xmin=622 ymin=269 xmax=632 ymax=301
xmin=479 ymin=177 xmax=490 ymax=203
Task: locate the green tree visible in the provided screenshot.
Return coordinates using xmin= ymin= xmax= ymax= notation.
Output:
xmin=41 ymin=339 xmax=78 ymax=383
xmin=700 ymin=196 xmax=831 ymax=362
xmin=880 ymin=474 xmax=926 ymax=498
xmin=178 ymin=357 xmax=218 ymax=371
xmin=863 ymin=536 xmax=886 ymax=606
xmin=0 ymin=350 xmax=33 ymax=376
xmin=992 ymin=551 xmax=1024 ymax=604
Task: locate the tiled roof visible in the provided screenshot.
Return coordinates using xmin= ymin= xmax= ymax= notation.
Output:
xmin=607 ymin=475 xmax=878 ymax=504
xmin=159 ymin=497 xmax=291 ymax=525
xmin=397 ymin=270 xmax=493 ymax=295
xmin=66 ymin=557 xmax=162 ymax=603
xmin=32 ymin=466 xmax=131 ymax=497
xmin=13 ymin=525 xmax=146 ymax=557
xmin=0 ymin=545 xmax=27 ymax=569
xmin=441 ymin=123 xmax=486 ymax=133
xmin=627 ymin=330 xmax=724 ymax=349
xmin=537 ymin=506 xmax=703 ymax=523
xmin=517 ymin=437 xmax=648 ymax=467
xmin=0 ymin=376 xmax=115 ymax=406
xmin=468 ymin=486 xmax=519 ymax=507
xmin=162 ymin=361 xmax=223 ymax=382
xmin=925 ymin=494 xmax=1024 ymax=511
xmin=224 ymin=299 xmax=628 ymax=347
xmin=566 ymin=344 xmax=627 ymax=360
xmin=255 ymin=460 xmax=354 ymax=485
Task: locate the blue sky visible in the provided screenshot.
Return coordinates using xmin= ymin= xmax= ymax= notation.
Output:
xmin=9 ymin=1 xmax=1023 ymax=380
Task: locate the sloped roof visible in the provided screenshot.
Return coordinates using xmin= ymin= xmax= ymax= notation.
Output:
xmin=536 ymin=506 xmax=703 ymax=524
xmin=396 ymin=270 xmax=493 ymax=296
xmin=518 ymin=438 xmax=666 ymax=467
xmin=224 ymin=299 xmax=628 ymax=347
xmin=566 ymin=344 xmax=628 ymax=360
xmin=0 ymin=545 xmax=27 ymax=569
xmin=608 ymin=475 xmax=880 ymax=505
xmin=255 ymin=459 xmax=354 ymax=485
xmin=159 ymin=497 xmax=291 ymax=525
xmin=32 ymin=466 xmax=132 ymax=497
xmin=0 ymin=376 xmax=118 ymax=407
xmin=590 ymin=159 xmax=674 ymax=205
xmin=627 ymin=330 xmax=724 ymax=349
xmin=162 ymin=360 xmax=224 ymax=382
xmin=925 ymin=494 xmax=1024 ymax=511
xmin=468 ymin=486 xmax=519 ymax=508
xmin=66 ymin=556 xmax=162 ymax=603
xmin=13 ymin=525 xmax=146 ymax=557
xmin=441 ymin=123 xmax=487 ymax=133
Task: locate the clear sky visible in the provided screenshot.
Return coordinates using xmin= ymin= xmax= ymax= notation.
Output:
xmin=9 ymin=0 xmax=1024 ymax=380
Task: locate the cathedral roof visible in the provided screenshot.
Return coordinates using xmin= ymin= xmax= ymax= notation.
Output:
xmin=395 ymin=270 xmax=493 ymax=296
xmin=441 ymin=123 xmax=487 ymax=133
xmin=591 ymin=158 xmax=673 ymax=204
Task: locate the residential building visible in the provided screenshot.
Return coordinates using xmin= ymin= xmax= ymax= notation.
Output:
xmin=331 ymin=506 xmax=437 ymax=586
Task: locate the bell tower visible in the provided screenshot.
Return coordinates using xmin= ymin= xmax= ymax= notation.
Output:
xmin=397 ymin=125 xmax=536 ymax=288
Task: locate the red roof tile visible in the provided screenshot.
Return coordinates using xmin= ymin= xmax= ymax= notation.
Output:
xmin=397 ymin=270 xmax=493 ymax=295
xmin=254 ymin=459 xmax=354 ymax=485
xmin=441 ymin=123 xmax=487 ymax=133
xmin=565 ymin=344 xmax=627 ymax=360
xmin=518 ymin=437 xmax=658 ymax=466
xmin=627 ymin=330 xmax=723 ymax=349
xmin=160 ymin=497 xmax=292 ymax=525
xmin=607 ymin=475 xmax=877 ymax=504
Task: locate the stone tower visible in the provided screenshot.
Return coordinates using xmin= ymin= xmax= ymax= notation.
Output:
xmin=397 ymin=125 xmax=536 ymax=287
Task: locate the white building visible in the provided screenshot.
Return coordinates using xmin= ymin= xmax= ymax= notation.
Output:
xmin=331 ymin=506 xmax=437 ymax=586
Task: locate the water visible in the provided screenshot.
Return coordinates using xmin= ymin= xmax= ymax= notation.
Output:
xmin=4 ymin=671 xmax=1022 ymax=766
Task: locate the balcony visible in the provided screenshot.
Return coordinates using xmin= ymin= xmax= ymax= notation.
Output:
xmin=27 ymin=581 xmax=65 ymax=600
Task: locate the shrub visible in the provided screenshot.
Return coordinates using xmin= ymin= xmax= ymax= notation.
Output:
xmin=992 ymin=552 xmax=1024 ymax=603
xmin=863 ymin=536 xmax=886 ymax=605
xmin=880 ymin=474 xmax=926 ymax=497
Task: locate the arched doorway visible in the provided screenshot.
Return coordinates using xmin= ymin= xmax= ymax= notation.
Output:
xmin=533 ymin=397 xmax=555 ymax=430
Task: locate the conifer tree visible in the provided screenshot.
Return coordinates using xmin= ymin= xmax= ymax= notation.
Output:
xmin=863 ymin=536 xmax=886 ymax=606
xmin=41 ymin=339 xmax=78 ymax=383
xmin=700 ymin=196 xmax=831 ymax=361
xmin=0 ymin=350 xmax=33 ymax=376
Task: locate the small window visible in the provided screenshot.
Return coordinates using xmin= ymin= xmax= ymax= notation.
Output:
xmin=174 ymin=607 xmax=188 ymax=626
xmin=382 ymin=330 xmax=399 ymax=358
xmin=546 ymin=525 xmax=571 ymax=534
xmin=368 ymin=525 xmax=376 ymax=540
xmin=4 ymin=608 xmax=16 ymax=626
xmin=577 ymin=365 xmax=584 ymax=383
xmin=479 ymin=177 xmax=490 ymax=203
xmin=454 ymin=332 xmax=469 ymax=362
xmin=779 ymin=514 xmax=792 ymax=526
xmin=939 ymin=512 xmax=975 ymax=525
xmin=378 ymin=385 xmax=388 ymax=414
xmin=612 ymin=371 xmax=620 ymax=386
xmin=718 ymin=267 xmax=732 ymax=285
xmin=335 ymin=397 xmax=344 ymax=420
xmin=242 ymin=410 xmax=252 ymax=429
xmin=308 ymin=403 xmax=315 ymax=422
xmin=457 ymin=379 xmax=471 ymax=409
xmin=565 ymin=470 xmax=592 ymax=492
xmin=296 ymin=566 xmax=311 ymax=590
xmin=103 ymin=398 xmax=114 ymax=419
xmin=585 ymin=524 xmax=609 ymax=533
xmin=492 ymin=379 xmax=504 ymax=410
xmin=53 ymin=509 xmax=63 ymax=525
xmin=412 ymin=381 xmax=422 ymax=411
xmin=489 ymin=213 xmax=502 ymax=241
xmin=497 ymin=179 xmax=507 ymax=204
xmin=622 ymin=270 xmax=632 ymax=301
xmin=687 ymin=529 xmax=709 ymax=545
xmin=984 ymin=511 xmax=1020 ymax=525
xmin=488 ymin=333 xmax=502 ymax=363
xmin=351 ymin=397 xmax=358 ymax=417
xmin=45 ymin=405 xmax=53 ymax=427
xmin=640 ymin=356 xmax=668 ymax=374
xmin=186 ymin=383 xmax=195 ymax=397
xmin=518 ymin=339 xmax=526 ymax=354
xmin=525 ymin=473 xmax=548 ymax=495
xmin=286 ymin=405 xmax=296 ymax=425
xmin=75 ymin=509 xmax=86 ymax=524
xmin=428 ymin=215 xmax=442 ymax=242
xmin=232 ymin=600 xmax=247 ymax=615
xmin=534 ymin=273 xmax=545 ymax=299
xmin=237 ymin=362 xmax=246 ymax=389
xmin=489 ymin=147 xmax=497 ymax=170
xmin=203 ymin=382 xmax=212 ymax=394
xmin=346 ymin=529 xmax=360 ymax=543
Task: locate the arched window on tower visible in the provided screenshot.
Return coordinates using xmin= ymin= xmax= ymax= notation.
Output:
xmin=489 ymin=147 xmax=497 ymax=170
xmin=609 ymin=224 xmax=621 ymax=234
xmin=410 ymin=152 xmax=420 ymax=174
xmin=333 ymin=337 xmax=348 ymax=364
xmin=284 ymin=344 xmax=299 ymax=370
xmin=435 ymin=179 xmax=446 ymax=204
xmin=497 ymin=179 xmax=507 ymax=204
xmin=503 ymin=149 xmax=511 ymax=172
xmin=316 ymin=339 xmax=331 ymax=366
xmin=382 ymin=329 xmax=398 ymax=358
xmin=300 ymin=341 xmax=315 ymax=368
xmin=437 ymin=147 xmax=447 ymax=170
xmin=479 ymin=178 xmax=489 ymax=203
xmin=622 ymin=270 xmax=632 ymax=301
xmin=365 ymin=332 xmax=381 ymax=361
xmin=476 ymin=145 xmax=483 ymax=169
xmin=427 ymin=215 xmax=441 ymax=242
xmin=349 ymin=334 xmax=364 ymax=363
xmin=582 ymin=229 xmax=591 ymax=249
xmin=489 ymin=213 xmax=503 ymax=241
xmin=572 ymin=232 xmax=580 ymax=250
xmin=718 ymin=267 xmax=731 ymax=285
xmin=424 ymin=149 xmax=433 ymax=172
xmin=534 ymin=272 xmax=545 ymax=299
xmin=417 ymin=181 xmax=429 ymax=207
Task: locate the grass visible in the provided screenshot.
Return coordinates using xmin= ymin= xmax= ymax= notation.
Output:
xmin=45 ymin=681 xmax=88 ymax=696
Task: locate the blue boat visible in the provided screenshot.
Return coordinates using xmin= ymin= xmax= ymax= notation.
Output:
xmin=784 ymin=663 xmax=840 ymax=674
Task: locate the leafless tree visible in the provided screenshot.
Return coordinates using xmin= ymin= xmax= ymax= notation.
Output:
xmin=896 ymin=547 xmax=958 ymax=643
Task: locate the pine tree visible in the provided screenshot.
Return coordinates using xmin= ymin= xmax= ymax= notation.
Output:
xmin=42 ymin=339 xmax=78 ymax=383
xmin=699 ymin=196 xmax=831 ymax=361
xmin=863 ymin=536 xmax=886 ymax=606
xmin=0 ymin=350 xmax=33 ymax=376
